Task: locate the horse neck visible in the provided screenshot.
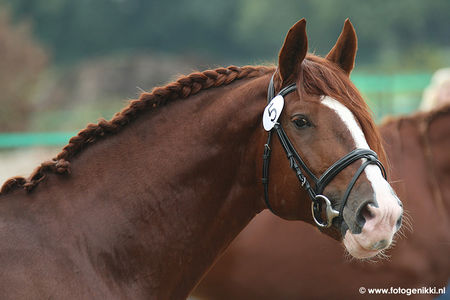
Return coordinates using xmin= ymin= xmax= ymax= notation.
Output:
xmin=422 ymin=110 xmax=450 ymax=216
xmin=26 ymin=74 xmax=270 ymax=297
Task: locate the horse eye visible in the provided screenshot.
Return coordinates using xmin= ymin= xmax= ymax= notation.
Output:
xmin=292 ymin=116 xmax=311 ymax=129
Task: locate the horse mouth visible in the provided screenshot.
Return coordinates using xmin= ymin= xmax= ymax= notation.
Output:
xmin=342 ymin=230 xmax=383 ymax=259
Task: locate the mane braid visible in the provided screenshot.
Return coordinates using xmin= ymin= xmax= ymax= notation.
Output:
xmin=1 ymin=65 xmax=273 ymax=195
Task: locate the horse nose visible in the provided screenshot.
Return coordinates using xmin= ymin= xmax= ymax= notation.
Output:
xmin=358 ymin=198 xmax=403 ymax=239
xmin=355 ymin=200 xmax=403 ymax=233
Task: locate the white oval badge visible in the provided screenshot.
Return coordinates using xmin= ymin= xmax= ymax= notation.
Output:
xmin=263 ymin=95 xmax=284 ymax=131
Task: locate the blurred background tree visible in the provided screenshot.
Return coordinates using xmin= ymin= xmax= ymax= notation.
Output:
xmin=0 ymin=0 xmax=448 ymax=132
xmin=0 ymin=9 xmax=47 ymax=131
xmin=1 ymin=0 xmax=448 ymax=68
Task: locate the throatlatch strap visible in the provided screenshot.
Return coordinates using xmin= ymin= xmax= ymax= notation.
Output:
xmin=262 ymin=130 xmax=274 ymax=213
xmin=262 ymin=74 xmax=298 ymax=214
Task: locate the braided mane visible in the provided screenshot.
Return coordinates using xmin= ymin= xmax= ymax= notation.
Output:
xmin=1 ymin=57 xmax=392 ymax=196
xmin=1 ymin=65 xmax=273 ymax=195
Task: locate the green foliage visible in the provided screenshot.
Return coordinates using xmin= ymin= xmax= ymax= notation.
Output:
xmin=1 ymin=0 xmax=448 ymax=69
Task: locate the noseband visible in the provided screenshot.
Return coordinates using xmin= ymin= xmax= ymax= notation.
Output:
xmin=262 ymin=74 xmax=387 ymax=228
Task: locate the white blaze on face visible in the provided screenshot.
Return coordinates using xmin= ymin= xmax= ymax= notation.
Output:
xmin=320 ymin=96 xmax=402 ymax=258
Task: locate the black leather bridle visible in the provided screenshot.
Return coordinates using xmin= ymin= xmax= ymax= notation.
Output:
xmin=262 ymin=74 xmax=387 ymax=228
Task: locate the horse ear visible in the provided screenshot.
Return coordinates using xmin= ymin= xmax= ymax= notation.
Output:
xmin=326 ymin=19 xmax=357 ymax=75
xmin=278 ymin=18 xmax=308 ymax=84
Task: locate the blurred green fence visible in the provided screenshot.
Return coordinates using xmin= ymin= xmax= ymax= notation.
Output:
xmin=352 ymin=72 xmax=432 ymax=120
xmin=0 ymin=132 xmax=76 ymax=148
xmin=0 ymin=72 xmax=432 ymax=148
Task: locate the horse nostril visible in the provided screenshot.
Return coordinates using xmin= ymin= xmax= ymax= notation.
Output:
xmin=356 ymin=202 xmax=375 ymax=229
xmin=396 ymin=215 xmax=402 ymax=230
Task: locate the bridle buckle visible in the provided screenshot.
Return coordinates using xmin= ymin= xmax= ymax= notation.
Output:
xmin=300 ymin=176 xmax=306 ymax=187
xmin=311 ymin=195 xmax=340 ymax=228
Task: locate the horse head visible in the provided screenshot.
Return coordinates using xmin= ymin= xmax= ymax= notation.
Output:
xmin=263 ymin=19 xmax=403 ymax=258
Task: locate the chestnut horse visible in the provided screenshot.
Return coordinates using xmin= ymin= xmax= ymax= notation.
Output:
xmin=192 ymin=105 xmax=450 ymax=300
xmin=0 ymin=19 xmax=402 ymax=299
